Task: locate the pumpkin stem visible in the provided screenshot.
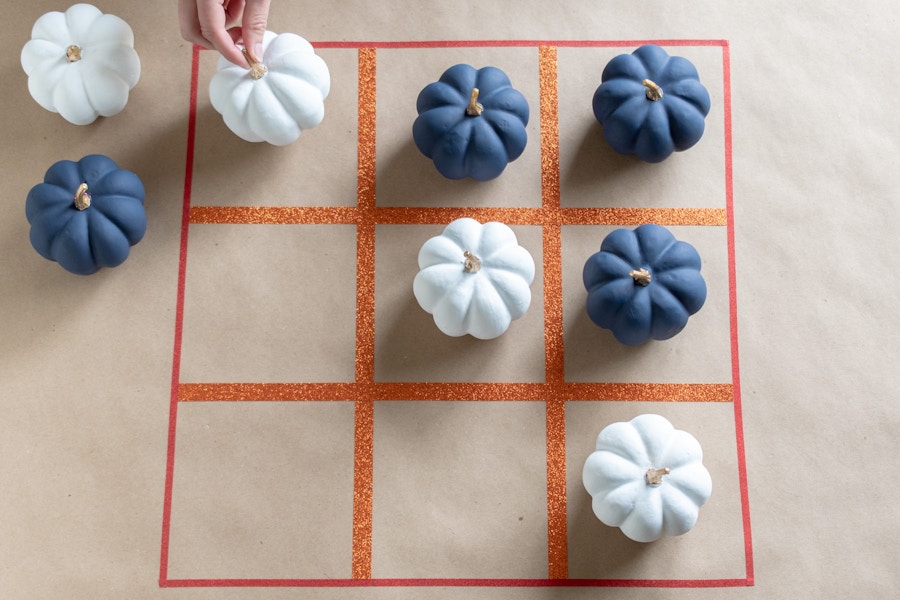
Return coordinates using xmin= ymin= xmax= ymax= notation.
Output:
xmin=66 ymin=44 xmax=82 ymax=62
xmin=642 ymin=79 xmax=664 ymax=101
xmin=466 ymin=88 xmax=484 ymax=116
xmin=645 ymin=467 xmax=670 ymax=486
xmin=463 ymin=251 xmax=482 ymax=273
xmin=242 ymin=47 xmax=267 ymax=80
xmin=73 ymin=183 xmax=92 ymax=211
xmin=629 ymin=268 xmax=652 ymax=286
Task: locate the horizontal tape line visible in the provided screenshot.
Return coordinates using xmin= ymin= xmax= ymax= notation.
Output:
xmin=189 ymin=206 xmax=727 ymax=226
xmin=178 ymin=382 xmax=733 ymax=402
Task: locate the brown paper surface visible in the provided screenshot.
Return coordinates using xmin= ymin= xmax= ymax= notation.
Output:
xmin=2 ymin=1 xmax=898 ymax=598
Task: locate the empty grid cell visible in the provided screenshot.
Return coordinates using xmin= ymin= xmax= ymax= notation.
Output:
xmin=190 ymin=48 xmax=360 ymax=207
xmin=556 ymin=46 xmax=726 ymax=209
xmin=179 ymin=224 xmax=358 ymax=383
xmin=374 ymin=224 xmax=546 ymax=383
xmin=167 ymin=402 xmax=356 ymax=579
xmin=375 ymin=47 xmax=543 ymax=208
xmin=371 ymin=401 xmax=549 ymax=578
xmin=562 ymin=225 xmax=732 ymax=384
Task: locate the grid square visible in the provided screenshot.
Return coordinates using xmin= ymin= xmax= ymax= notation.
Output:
xmin=371 ymin=401 xmax=549 ymax=578
xmin=565 ymin=401 xmax=746 ymax=580
xmin=190 ymin=48 xmax=360 ymax=207
xmin=179 ymin=223 xmax=358 ymax=383
xmin=557 ymin=46 xmax=727 ymax=209
xmin=562 ymin=224 xmax=732 ymax=383
xmin=374 ymin=224 xmax=546 ymax=383
xmin=375 ymin=47 xmax=543 ymax=208
xmin=167 ymin=402 xmax=356 ymax=579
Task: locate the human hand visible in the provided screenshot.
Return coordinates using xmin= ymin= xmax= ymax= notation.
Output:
xmin=178 ymin=0 xmax=272 ymax=68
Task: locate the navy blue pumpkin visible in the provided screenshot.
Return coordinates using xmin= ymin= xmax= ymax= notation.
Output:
xmin=592 ymin=45 xmax=710 ymax=163
xmin=413 ymin=64 xmax=529 ymax=181
xmin=26 ymin=155 xmax=146 ymax=275
xmin=583 ymin=224 xmax=706 ymax=346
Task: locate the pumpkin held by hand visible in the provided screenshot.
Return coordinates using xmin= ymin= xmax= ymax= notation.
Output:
xmin=209 ymin=31 xmax=330 ymax=146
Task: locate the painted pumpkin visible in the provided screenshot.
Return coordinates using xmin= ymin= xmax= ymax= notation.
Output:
xmin=20 ymin=3 xmax=141 ymax=125
xmin=26 ymin=154 xmax=146 ymax=275
xmin=413 ymin=218 xmax=535 ymax=339
xmin=583 ymin=224 xmax=706 ymax=346
xmin=582 ymin=414 xmax=712 ymax=543
xmin=592 ymin=45 xmax=710 ymax=163
xmin=413 ymin=64 xmax=529 ymax=181
xmin=209 ymin=31 xmax=330 ymax=146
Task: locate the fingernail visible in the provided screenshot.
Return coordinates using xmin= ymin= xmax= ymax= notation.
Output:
xmin=253 ymin=43 xmax=264 ymax=60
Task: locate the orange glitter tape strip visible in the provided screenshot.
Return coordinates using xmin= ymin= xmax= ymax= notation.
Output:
xmin=539 ymin=45 xmax=568 ymax=580
xmin=351 ymin=46 xmax=377 ymax=581
xmin=188 ymin=205 xmax=727 ymax=227
xmin=189 ymin=205 xmax=359 ymax=224
xmin=178 ymin=382 xmax=734 ymax=402
xmin=562 ymin=207 xmax=728 ymax=226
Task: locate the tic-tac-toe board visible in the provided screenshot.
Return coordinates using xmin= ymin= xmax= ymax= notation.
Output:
xmin=160 ymin=39 xmax=752 ymax=588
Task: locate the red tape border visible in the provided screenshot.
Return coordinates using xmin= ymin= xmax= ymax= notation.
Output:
xmin=159 ymin=39 xmax=752 ymax=589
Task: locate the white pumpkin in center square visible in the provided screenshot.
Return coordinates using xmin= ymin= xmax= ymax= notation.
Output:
xmin=413 ymin=218 xmax=535 ymax=340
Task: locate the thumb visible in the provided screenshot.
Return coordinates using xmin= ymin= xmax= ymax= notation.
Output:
xmin=241 ymin=0 xmax=271 ymax=63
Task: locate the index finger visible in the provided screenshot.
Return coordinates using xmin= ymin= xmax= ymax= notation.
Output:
xmin=197 ymin=1 xmax=248 ymax=67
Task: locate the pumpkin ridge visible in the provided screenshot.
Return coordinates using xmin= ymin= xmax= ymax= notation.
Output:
xmin=82 ymin=14 xmax=135 ymax=47
xmin=635 ymin=225 xmax=678 ymax=264
xmin=52 ymin=66 xmax=97 ymax=125
xmin=662 ymin=95 xmax=708 ymax=149
xmin=27 ymin=203 xmax=72 ymax=258
xmin=463 ymin=277 xmax=511 ymax=338
xmin=620 ymin=488 xmax=664 ymax=542
xmin=247 ymin=80 xmax=302 ymax=144
xmin=607 ymin=93 xmax=652 ymax=136
xmin=266 ymin=73 xmax=326 ymax=130
xmin=88 ymin=195 xmax=147 ymax=244
xmin=652 ymin=269 xmax=706 ymax=315
xmin=86 ymin=209 xmax=130 ymax=268
xmin=610 ymin=286 xmax=653 ymax=345
xmin=82 ymin=62 xmax=130 ymax=116
xmin=664 ymin=82 xmax=710 ymax=116
xmin=50 ymin=212 xmax=97 ymax=274
xmin=483 ymin=268 xmax=531 ymax=321
xmin=64 ymin=4 xmax=103 ymax=41
xmin=482 ymin=109 xmax=529 ymax=161
xmin=592 ymin=479 xmax=646 ymax=526
xmin=458 ymin=119 xmax=511 ymax=181
xmin=647 ymin=285 xmax=690 ymax=340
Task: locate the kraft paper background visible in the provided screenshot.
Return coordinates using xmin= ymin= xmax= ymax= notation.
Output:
xmin=2 ymin=1 xmax=898 ymax=598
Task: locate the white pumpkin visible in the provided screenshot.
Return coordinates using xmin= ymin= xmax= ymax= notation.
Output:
xmin=582 ymin=414 xmax=712 ymax=543
xmin=20 ymin=3 xmax=141 ymax=125
xmin=209 ymin=31 xmax=330 ymax=146
xmin=413 ymin=218 xmax=535 ymax=340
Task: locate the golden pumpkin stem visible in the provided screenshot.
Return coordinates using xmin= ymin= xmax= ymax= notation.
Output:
xmin=463 ymin=251 xmax=482 ymax=273
xmin=66 ymin=44 xmax=82 ymax=62
xmin=629 ymin=268 xmax=652 ymax=286
xmin=242 ymin=47 xmax=267 ymax=80
xmin=645 ymin=467 xmax=670 ymax=486
xmin=466 ymin=88 xmax=484 ymax=116
xmin=73 ymin=183 xmax=91 ymax=211
xmin=642 ymin=78 xmax=664 ymax=101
